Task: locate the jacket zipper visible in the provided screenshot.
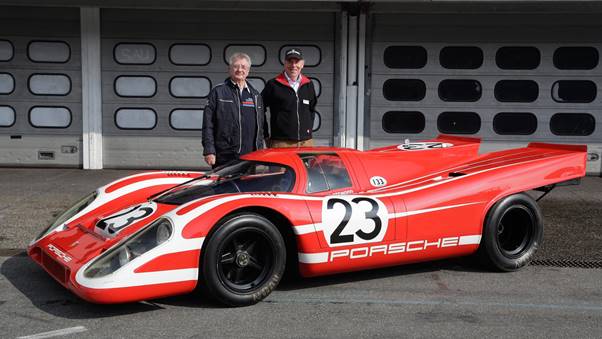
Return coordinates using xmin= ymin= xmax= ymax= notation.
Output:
xmin=295 ymin=90 xmax=300 ymax=141
xmin=254 ymin=94 xmax=260 ymax=150
xmin=235 ymin=87 xmax=242 ymax=154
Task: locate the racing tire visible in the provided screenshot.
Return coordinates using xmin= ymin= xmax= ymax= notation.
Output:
xmin=201 ymin=213 xmax=286 ymax=306
xmin=478 ymin=193 xmax=543 ymax=272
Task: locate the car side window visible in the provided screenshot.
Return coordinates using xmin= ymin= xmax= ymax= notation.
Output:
xmin=300 ymin=153 xmax=352 ymax=193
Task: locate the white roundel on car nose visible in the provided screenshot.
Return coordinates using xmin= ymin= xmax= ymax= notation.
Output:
xmin=320 ymin=196 xmax=389 ymax=247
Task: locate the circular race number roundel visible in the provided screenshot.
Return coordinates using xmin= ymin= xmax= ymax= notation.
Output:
xmin=370 ymin=176 xmax=387 ymax=187
xmin=319 ymin=196 xmax=389 ymax=247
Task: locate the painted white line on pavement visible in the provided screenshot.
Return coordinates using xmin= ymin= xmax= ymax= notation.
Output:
xmin=17 ymin=326 xmax=87 ymax=339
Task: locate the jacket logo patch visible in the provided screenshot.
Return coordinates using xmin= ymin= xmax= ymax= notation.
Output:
xmin=303 ymin=99 xmax=310 ymax=105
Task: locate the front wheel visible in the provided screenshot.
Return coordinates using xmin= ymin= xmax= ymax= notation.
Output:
xmin=201 ymin=213 xmax=286 ymax=306
xmin=478 ymin=193 xmax=543 ymax=271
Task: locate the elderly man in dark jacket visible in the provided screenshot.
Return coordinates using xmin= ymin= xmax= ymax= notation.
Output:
xmin=202 ymin=52 xmax=266 ymax=168
xmin=262 ymin=48 xmax=317 ymax=148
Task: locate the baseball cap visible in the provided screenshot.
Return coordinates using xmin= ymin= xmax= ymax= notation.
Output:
xmin=284 ymin=48 xmax=303 ymax=61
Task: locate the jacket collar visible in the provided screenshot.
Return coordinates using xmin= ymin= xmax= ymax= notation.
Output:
xmin=275 ymin=72 xmax=311 ymax=88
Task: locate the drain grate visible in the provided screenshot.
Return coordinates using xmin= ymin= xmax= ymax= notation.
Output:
xmin=531 ymin=259 xmax=602 ymax=269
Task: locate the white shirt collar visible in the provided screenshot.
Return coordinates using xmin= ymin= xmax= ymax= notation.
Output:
xmin=230 ymin=79 xmax=249 ymax=95
xmin=284 ymin=72 xmax=302 ymax=92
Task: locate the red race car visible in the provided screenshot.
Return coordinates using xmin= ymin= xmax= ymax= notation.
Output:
xmin=28 ymin=135 xmax=586 ymax=306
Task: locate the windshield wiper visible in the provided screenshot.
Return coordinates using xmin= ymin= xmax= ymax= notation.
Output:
xmin=148 ymin=173 xmax=214 ymax=202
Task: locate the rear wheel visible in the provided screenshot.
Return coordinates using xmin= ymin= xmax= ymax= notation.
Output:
xmin=201 ymin=213 xmax=286 ymax=306
xmin=478 ymin=193 xmax=543 ymax=271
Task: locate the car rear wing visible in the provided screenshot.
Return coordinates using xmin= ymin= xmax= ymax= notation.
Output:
xmin=527 ymin=142 xmax=587 ymax=153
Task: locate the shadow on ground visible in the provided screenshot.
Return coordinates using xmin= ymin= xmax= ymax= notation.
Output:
xmin=1 ymin=253 xmax=485 ymax=318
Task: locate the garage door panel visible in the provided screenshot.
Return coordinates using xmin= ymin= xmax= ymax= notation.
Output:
xmin=369 ymin=13 xmax=602 ymax=154
xmin=101 ymin=9 xmax=335 ymax=169
xmin=0 ymin=7 xmax=82 ymax=167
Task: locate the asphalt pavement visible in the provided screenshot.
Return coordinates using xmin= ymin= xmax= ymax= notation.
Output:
xmin=0 ymin=168 xmax=601 ymax=338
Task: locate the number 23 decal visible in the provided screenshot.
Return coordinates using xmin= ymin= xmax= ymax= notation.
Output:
xmin=321 ymin=196 xmax=389 ymax=247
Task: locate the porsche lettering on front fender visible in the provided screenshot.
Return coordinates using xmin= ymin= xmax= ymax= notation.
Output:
xmin=28 ymin=135 xmax=586 ymax=306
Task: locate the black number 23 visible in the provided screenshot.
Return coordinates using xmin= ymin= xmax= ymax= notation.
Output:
xmin=327 ymin=197 xmax=382 ymax=244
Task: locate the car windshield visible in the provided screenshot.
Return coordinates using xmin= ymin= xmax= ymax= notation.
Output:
xmin=154 ymin=160 xmax=295 ymax=205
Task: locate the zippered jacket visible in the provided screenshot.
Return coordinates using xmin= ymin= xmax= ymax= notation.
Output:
xmin=262 ymin=73 xmax=317 ymax=141
xmin=202 ymin=79 xmax=265 ymax=157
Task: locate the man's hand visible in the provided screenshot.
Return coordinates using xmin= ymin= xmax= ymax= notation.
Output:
xmin=205 ymin=154 xmax=216 ymax=166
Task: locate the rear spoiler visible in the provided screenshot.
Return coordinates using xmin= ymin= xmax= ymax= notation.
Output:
xmin=527 ymin=142 xmax=587 ymax=153
xmin=435 ymin=134 xmax=481 ymax=144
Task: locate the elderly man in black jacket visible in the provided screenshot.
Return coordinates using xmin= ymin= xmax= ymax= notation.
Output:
xmin=262 ymin=48 xmax=318 ymax=148
xmin=202 ymin=52 xmax=266 ymax=168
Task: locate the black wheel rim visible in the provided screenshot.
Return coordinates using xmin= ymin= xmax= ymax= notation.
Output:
xmin=496 ymin=205 xmax=535 ymax=257
xmin=216 ymin=228 xmax=274 ymax=293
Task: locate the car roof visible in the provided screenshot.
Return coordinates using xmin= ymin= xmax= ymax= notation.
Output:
xmin=241 ymin=146 xmax=359 ymax=166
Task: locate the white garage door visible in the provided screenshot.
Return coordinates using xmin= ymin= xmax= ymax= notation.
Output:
xmin=0 ymin=7 xmax=82 ymax=167
xmin=101 ymin=9 xmax=335 ymax=169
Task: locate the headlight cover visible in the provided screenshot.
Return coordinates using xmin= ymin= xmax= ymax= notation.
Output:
xmin=34 ymin=191 xmax=97 ymax=242
xmin=84 ymin=218 xmax=173 ymax=278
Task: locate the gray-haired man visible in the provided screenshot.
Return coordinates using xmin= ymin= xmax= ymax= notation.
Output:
xmin=202 ymin=52 xmax=266 ymax=168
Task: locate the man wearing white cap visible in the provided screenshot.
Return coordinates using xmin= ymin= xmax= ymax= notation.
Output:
xmin=262 ymin=48 xmax=318 ymax=147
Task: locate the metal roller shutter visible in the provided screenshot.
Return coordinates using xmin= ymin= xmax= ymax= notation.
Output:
xmin=101 ymin=9 xmax=335 ymax=169
xmin=0 ymin=7 xmax=82 ymax=167
xmin=367 ymin=12 xmax=602 ymax=173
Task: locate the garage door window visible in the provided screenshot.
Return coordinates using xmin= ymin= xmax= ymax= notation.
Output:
xmin=169 ymin=44 xmax=211 ymax=66
xmin=279 ymin=45 xmax=321 ymax=67
xmin=0 ymin=40 xmax=14 ymax=61
xmin=554 ymin=47 xmax=598 ymax=70
xmin=496 ymin=47 xmax=540 ymax=70
xmin=440 ymin=46 xmax=483 ymax=69
xmin=550 ymin=113 xmax=595 ymax=136
xmin=0 ymin=73 xmax=15 ymax=94
xmin=437 ymin=111 xmax=480 ymax=134
xmin=29 ymin=74 xmax=72 ymax=96
xmin=29 ymin=106 xmax=71 ymax=128
xmin=0 ymin=106 xmax=15 ymax=127
xmin=170 ymin=109 xmax=203 ymax=130
xmin=439 ymin=79 xmax=481 ymax=102
xmin=224 ymin=45 xmax=266 ymax=67
xmin=169 ymin=77 xmax=210 ymax=98
xmin=115 ymin=108 xmax=157 ymax=130
xmin=247 ymin=77 xmax=265 ymax=93
xmin=28 ymin=41 xmax=70 ymax=63
xmin=310 ymin=77 xmax=321 ymax=97
xmin=495 ymin=80 xmax=538 ymax=102
xmin=383 ymin=79 xmax=426 ymax=101
xmin=383 ymin=46 xmax=427 ymax=69
xmin=552 ymin=80 xmax=596 ymax=103
xmin=493 ymin=112 xmax=537 ymax=135
xmin=115 ymin=76 xmax=157 ymax=97
xmin=114 ymin=43 xmax=156 ymax=65
xmin=382 ymin=111 xmax=425 ymax=134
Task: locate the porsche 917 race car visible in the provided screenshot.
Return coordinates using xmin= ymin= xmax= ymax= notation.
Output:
xmin=28 ymin=135 xmax=586 ymax=306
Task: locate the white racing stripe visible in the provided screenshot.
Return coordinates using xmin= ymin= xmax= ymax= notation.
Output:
xmin=390 ymin=202 xmax=484 ymax=219
xmin=374 ymin=153 xmax=562 ymax=199
xmin=17 ymin=326 xmax=87 ymax=339
xmin=369 ymin=149 xmax=553 ymax=193
xmin=298 ymin=234 xmax=482 ymax=264
xmin=292 ymin=202 xmax=482 ymax=236
xmin=298 ymin=252 xmax=329 ymax=264
xmin=293 ymin=223 xmax=320 ymax=235
xmin=459 ymin=235 xmax=482 ymax=245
